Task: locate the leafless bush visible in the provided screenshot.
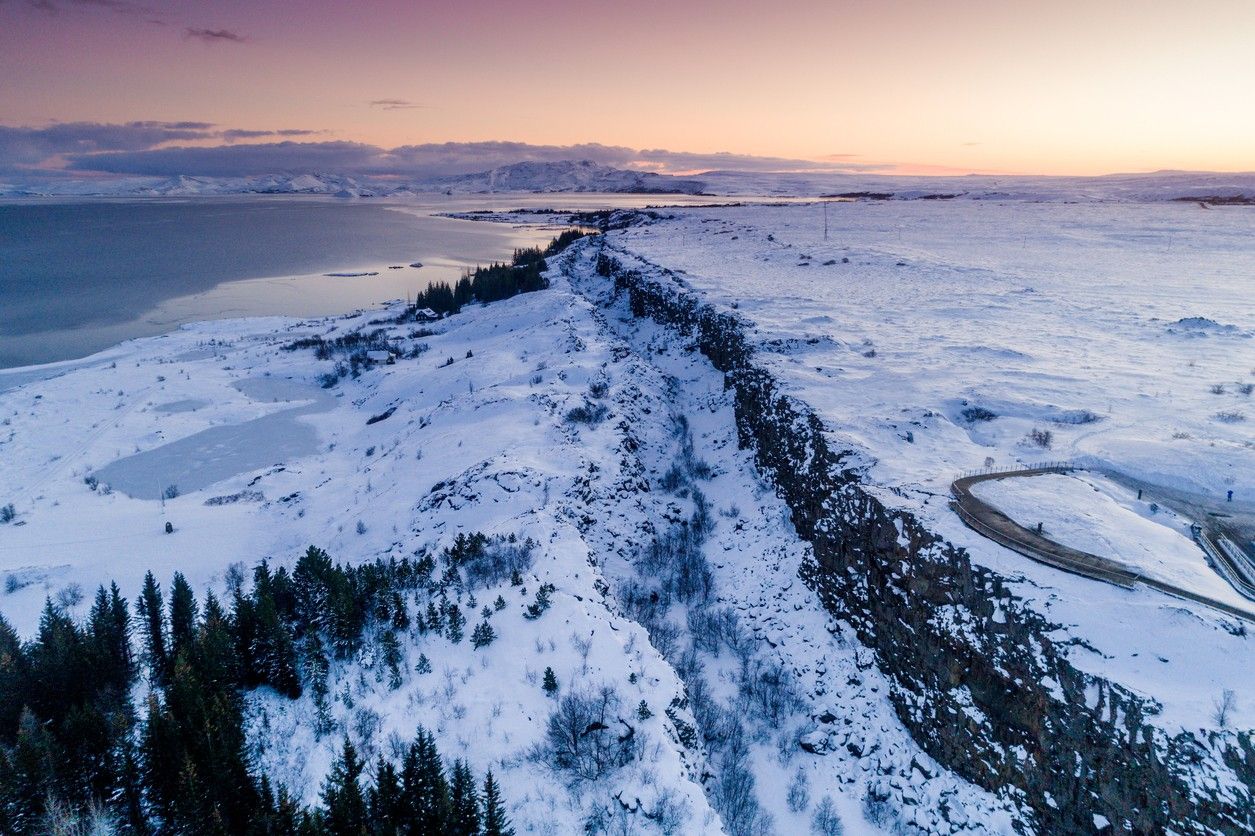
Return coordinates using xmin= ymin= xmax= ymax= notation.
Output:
xmin=1027 ymin=427 xmax=1053 ymax=448
xmin=811 ymin=795 xmax=843 ymax=835
xmin=637 ymin=525 xmax=713 ymax=605
xmin=542 ymin=686 xmax=640 ymax=782
xmin=463 ymin=537 xmax=536 ymax=589
xmin=1240 ymin=383 xmax=1254 ymax=396
xmin=163 ymin=484 xmax=179 ymax=500
xmin=787 ymin=768 xmax=811 ymax=813
xmin=710 ymin=724 xmax=764 ymax=836
xmin=736 ymin=657 xmax=802 ymax=724
xmin=1210 ymin=383 xmax=1226 ymax=395
xmin=1214 ymin=411 xmax=1247 ymax=423
xmin=960 ymin=406 xmax=997 ymax=423
xmin=648 ymin=621 xmax=682 ymax=661
xmin=56 ymin=583 xmax=84 ymax=610
xmin=1214 ymin=689 xmax=1237 ymax=728
xmin=566 ymin=402 xmax=609 ymax=425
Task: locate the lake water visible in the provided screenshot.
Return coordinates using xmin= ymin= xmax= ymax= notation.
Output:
xmin=0 ymin=193 xmax=719 ymax=369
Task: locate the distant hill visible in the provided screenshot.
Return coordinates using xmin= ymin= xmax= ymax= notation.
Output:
xmin=425 ymin=160 xmax=707 ymax=194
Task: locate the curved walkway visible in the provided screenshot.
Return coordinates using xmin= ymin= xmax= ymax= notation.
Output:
xmin=950 ymin=466 xmax=1255 ymax=622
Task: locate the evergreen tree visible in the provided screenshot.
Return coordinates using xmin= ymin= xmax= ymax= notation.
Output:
xmin=470 ymin=621 xmax=495 ymax=649
xmin=446 ymin=605 xmax=465 ymax=644
xmin=168 ymin=572 xmax=198 ymax=664
xmin=368 ymin=758 xmax=403 ymax=836
xmin=542 ymin=667 xmax=558 ymax=696
xmin=493 ymin=595 xmax=506 ymax=612
xmin=415 ymin=654 xmax=432 ymax=676
xmin=481 ymin=770 xmax=514 ymax=836
xmin=448 ymin=760 xmax=480 ymax=836
xmin=321 ymin=737 xmax=368 ymax=836
xmin=400 ymin=728 xmax=449 ymax=832
xmin=379 ymin=631 xmax=403 ymax=690
xmin=136 ymin=571 xmax=168 ymax=681
xmin=637 ymin=700 xmax=653 ymax=721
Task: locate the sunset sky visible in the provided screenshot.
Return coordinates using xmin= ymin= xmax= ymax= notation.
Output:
xmin=2 ymin=0 xmax=1253 ymax=177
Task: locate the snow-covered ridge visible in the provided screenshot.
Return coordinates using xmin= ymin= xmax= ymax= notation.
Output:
xmin=0 ymin=161 xmax=708 ymax=198
xmin=5 ymin=164 xmax=1255 ymax=201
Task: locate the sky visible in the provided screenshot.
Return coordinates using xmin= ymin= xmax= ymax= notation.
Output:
xmin=2 ymin=0 xmax=1253 ymax=178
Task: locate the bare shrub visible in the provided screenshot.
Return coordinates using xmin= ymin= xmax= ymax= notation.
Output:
xmin=162 ymin=484 xmax=179 ymax=500
xmin=1214 ymin=411 xmax=1247 ymax=423
xmin=566 ymin=402 xmax=609 ymax=425
xmin=1210 ymin=383 xmax=1226 ymax=395
xmin=1214 ymin=689 xmax=1237 ymax=728
xmin=542 ymin=686 xmax=640 ymax=782
xmin=787 ymin=768 xmax=811 ymax=813
xmin=811 ymin=795 xmax=843 ymax=835
xmin=0 ymin=504 xmax=15 ymax=524
xmin=462 ymin=536 xmax=536 ymax=589
xmin=55 ymin=583 xmax=84 ymax=610
xmin=1027 ymin=427 xmax=1053 ymax=448
xmin=736 ymin=657 xmax=802 ymax=724
xmin=960 ymin=406 xmax=996 ymax=423
xmin=710 ymin=724 xmax=763 ymax=836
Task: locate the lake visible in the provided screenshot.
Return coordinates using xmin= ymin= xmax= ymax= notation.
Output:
xmin=0 ymin=193 xmax=716 ymax=369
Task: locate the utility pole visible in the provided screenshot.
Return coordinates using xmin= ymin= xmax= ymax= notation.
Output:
xmin=823 ymin=200 xmax=828 ymax=241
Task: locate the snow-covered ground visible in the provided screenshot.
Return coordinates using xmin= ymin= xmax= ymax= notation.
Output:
xmin=598 ymin=200 xmax=1255 ymax=735
xmin=0 ymin=241 xmax=1019 ymax=832
xmin=971 ymin=472 xmax=1251 ymax=611
xmin=3 ymin=195 xmax=1252 ymax=831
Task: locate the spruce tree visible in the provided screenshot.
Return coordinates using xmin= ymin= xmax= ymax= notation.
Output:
xmin=400 ymin=728 xmax=449 ymax=832
xmin=470 ymin=621 xmax=495 ymax=649
xmin=379 ymin=631 xmax=403 ymax=690
xmin=448 ymin=759 xmax=480 ymax=836
xmin=321 ymin=737 xmax=368 ymax=836
xmin=415 ymin=653 xmax=432 ymax=675
xmin=369 ymin=757 xmax=404 ymax=835
xmin=542 ymin=667 xmax=558 ymax=696
xmin=481 ymin=769 xmax=514 ymax=836
xmin=136 ymin=571 xmax=168 ymax=681
xmin=169 ymin=571 xmax=198 ymax=665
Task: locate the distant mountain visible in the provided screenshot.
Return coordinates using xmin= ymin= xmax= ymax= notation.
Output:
xmin=426 ymin=160 xmax=708 ymax=194
xmin=4 ymin=164 xmax=1252 ymax=201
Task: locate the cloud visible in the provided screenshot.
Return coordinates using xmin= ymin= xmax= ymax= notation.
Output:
xmin=369 ymin=99 xmax=425 ymax=111
xmin=0 ymin=120 xmax=869 ymax=179
xmin=23 ymin=0 xmax=153 ymax=17
xmin=0 ymin=121 xmax=319 ymax=169
xmin=635 ymin=148 xmax=852 ymax=174
xmin=183 ymin=27 xmax=246 ymax=43
xmin=221 ymin=128 xmax=321 ymax=142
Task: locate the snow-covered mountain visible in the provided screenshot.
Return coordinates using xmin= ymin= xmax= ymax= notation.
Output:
xmin=426 ymin=160 xmax=707 ymax=194
xmin=5 ymin=164 xmax=1254 ymax=201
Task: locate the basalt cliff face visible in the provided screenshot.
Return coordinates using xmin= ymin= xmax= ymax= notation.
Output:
xmin=587 ymin=242 xmax=1254 ymax=835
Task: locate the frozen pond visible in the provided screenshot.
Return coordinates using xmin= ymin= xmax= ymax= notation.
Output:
xmin=95 ymin=377 xmax=333 ymax=499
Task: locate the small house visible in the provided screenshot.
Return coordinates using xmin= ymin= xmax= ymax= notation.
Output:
xmin=365 ymin=350 xmax=396 ymax=365
xmin=414 ymin=307 xmax=440 ymax=322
